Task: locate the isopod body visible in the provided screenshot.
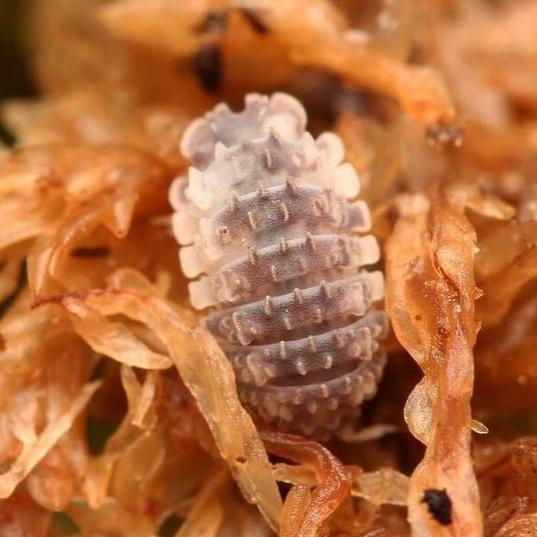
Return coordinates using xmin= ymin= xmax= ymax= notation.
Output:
xmin=169 ymin=93 xmax=388 ymax=438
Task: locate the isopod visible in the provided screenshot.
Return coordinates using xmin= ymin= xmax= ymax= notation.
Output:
xmin=169 ymin=93 xmax=388 ymax=438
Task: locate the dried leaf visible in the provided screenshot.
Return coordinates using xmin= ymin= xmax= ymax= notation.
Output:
xmin=263 ymin=432 xmax=350 ymax=537
xmin=0 ymin=381 xmax=100 ymax=498
xmin=51 ymin=270 xmax=282 ymax=529
xmin=175 ymin=467 xmax=228 ymax=537
xmin=386 ymin=182 xmax=482 ymax=536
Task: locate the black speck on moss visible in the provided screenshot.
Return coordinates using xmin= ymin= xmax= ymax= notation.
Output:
xmin=421 ymin=488 xmax=453 ymax=525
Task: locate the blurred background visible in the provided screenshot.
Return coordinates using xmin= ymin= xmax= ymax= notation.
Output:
xmin=0 ymin=0 xmax=35 ymax=143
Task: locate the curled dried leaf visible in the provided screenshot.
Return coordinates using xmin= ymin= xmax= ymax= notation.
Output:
xmin=235 ymin=0 xmax=454 ymax=126
xmin=279 ymin=485 xmax=312 ymax=537
xmin=0 ymin=381 xmax=100 ymax=499
xmin=354 ymin=468 xmax=409 ymax=507
xmin=26 ymin=425 xmax=88 ymax=512
xmin=0 ymin=487 xmax=51 ymax=537
xmin=63 ymin=297 xmax=172 ymax=370
xmin=273 ymin=462 xmax=409 ymax=508
xmin=477 ymin=237 xmax=537 ymax=328
xmin=494 ymin=514 xmax=537 ymax=537
xmin=100 ymin=0 xmax=226 ymax=56
xmin=175 ymin=467 xmax=228 ymax=537
xmin=385 ymin=183 xmax=482 ymax=536
xmin=49 ymin=269 xmax=282 ymax=529
xmin=0 ymin=145 xmax=172 ymax=300
xmin=263 ymin=432 xmax=350 ymax=537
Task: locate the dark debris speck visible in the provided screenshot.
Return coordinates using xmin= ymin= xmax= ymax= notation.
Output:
xmin=237 ymin=7 xmax=269 ymax=34
xmin=71 ymin=246 xmax=110 ymax=258
xmin=421 ymin=488 xmax=453 ymax=525
xmin=193 ymin=43 xmax=222 ymax=93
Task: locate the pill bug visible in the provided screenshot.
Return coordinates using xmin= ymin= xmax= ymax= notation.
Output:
xmin=169 ymin=93 xmax=388 ymax=438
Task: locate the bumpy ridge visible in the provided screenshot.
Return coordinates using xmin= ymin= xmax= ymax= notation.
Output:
xmin=169 ymin=92 xmax=388 ymax=438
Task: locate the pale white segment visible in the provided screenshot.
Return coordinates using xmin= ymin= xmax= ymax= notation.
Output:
xmin=267 ymin=92 xmax=307 ymax=131
xmin=368 ymin=270 xmax=385 ymax=301
xmin=179 ymin=116 xmax=205 ymax=158
xmin=360 ymin=234 xmax=381 ymax=265
xmin=189 ymin=276 xmax=217 ymax=310
xmin=316 ymin=132 xmax=345 ymax=167
xmin=185 ymin=167 xmax=214 ymax=211
xmin=214 ymin=141 xmax=228 ymax=159
xmin=171 ymin=211 xmax=198 ymax=245
xmin=333 ymin=163 xmax=361 ymax=199
xmin=179 ymin=245 xmax=206 ymax=279
xmin=352 ymin=200 xmax=372 ymax=232
xmin=168 ymin=177 xmax=185 ymax=211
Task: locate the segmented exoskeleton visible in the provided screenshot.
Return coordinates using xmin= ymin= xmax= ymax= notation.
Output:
xmin=169 ymin=93 xmax=388 ymax=438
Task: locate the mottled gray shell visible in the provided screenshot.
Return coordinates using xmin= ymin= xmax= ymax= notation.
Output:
xmin=169 ymin=93 xmax=388 ymax=438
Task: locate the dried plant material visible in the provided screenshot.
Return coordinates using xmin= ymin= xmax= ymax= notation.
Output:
xmin=67 ymin=496 xmax=156 ymax=537
xmin=441 ymin=1 xmax=537 ymax=115
xmin=121 ymin=366 xmax=158 ymax=428
xmin=385 ymin=183 xmax=481 ymax=536
xmin=279 ymin=485 xmax=312 ymax=537
xmin=5 ymin=1 xmax=537 ymax=535
xmin=335 ymin=113 xmax=402 ymax=208
xmin=493 ymin=514 xmax=537 ymax=537
xmin=25 ymin=147 xmax=170 ymax=298
xmin=476 ymin=226 xmax=537 ymax=328
xmin=25 ymin=425 xmax=88 ymax=512
xmin=476 ymin=291 xmax=537 ymax=409
xmin=263 ymin=432 xmax=350 ymax=537
xmin=2 ymin=94 xmax=192 ymax=171
xmin=100 ymin=0 xmax=228 ymax=56
xmin=77 ymin=363 xmax=212 ymax=534
xmin=354 ymin=468 xmax=409 ymax=507
xmin=99 ymin=1 xmax=295 ymax=93
xmin=168 ymin=328 xmax=284 ymax=530
xmin=273 ymin=461 xmax=408 ymax=508
xmin=0 ymin=291 xmax=96 ymax=512
xmin=28 ymin=0 xmax=128 ymax=94
xmin=0 ymin=381 xmax=100 ymax=499
xmin=234 ymin=0 xmax=454 ymax=126
xmin=0 ymin=145 xmax=171 ymax=298
xmin=175 ymin=467 xmax=228 ymax=537
xmin=26 ymin=0 xmax=214 ymax=122
xmin=100 ymin=0 xmax=453 ymax=127
xmin=64 ymin=298 xmax=172 ymax=370
xmin=49 ymin=269 xmax=282 ymax=529
xmin=78 ymin=364 xmax=163 ymax=511
xmin=0 ymin=487 xmax=52 ymax=537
